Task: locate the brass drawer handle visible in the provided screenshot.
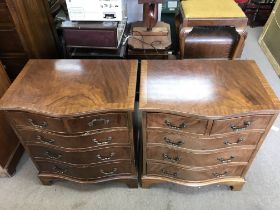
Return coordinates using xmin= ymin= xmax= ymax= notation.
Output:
xmin=164 ymin=120 xmax=187 ymax=130
xmin=161 ymin=169 xmax=178 ymax=177
xmin=164 ymin=137 xmax=184 ymax=147
xmin=217 ymin=156 xmax=235 ymax=163
xmin=53 ymin=165 xmax=67 ymax=174
xmin=230 ymin=121 xmax=251 ymax=132
xmin=45 ymin=151 xmax=62 ymax=160
xmin=88 ymin=118 xmax=110 ymax=127
xmin=224 ymin=137 xmax=245 ymax=145
xmin=96 ymin=152 xmax=115 ymax=161
xmin=36 ymin=135 xmax=55 ymax=144
xmin=93 ymin=137 xmax=112 ymax=145
xmin=162 ymin=153 xmax=181 ymax=162
xmin=28 ymin=119 xmax=48 ymax=129
xmin=212 ymin=171 xmax=228 ymax=178
xmin=100 ymin=168 xmax=117 ymax=175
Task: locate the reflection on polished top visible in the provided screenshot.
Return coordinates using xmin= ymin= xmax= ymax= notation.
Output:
xmin=0 ymin=59 xmax=138 ymax=116
xmin=139 ymin=60 xmax=280 ymax=117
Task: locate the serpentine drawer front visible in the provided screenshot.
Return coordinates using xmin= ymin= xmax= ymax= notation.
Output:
xmin=0 ymin=59 xmax=138 ymax=188
xmin=140 ymin=60 xmax=280 ymax=190
xmin=17 ymin=128 xmax=130 ymax=149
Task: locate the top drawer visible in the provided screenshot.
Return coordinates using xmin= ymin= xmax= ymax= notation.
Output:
xmin=8 ymin=111 xmax=128 ymax=134
xmin=147 ymin=113 xmax=208 ymax=135
xmin=211 ymin=115 xmax=273 ymax=135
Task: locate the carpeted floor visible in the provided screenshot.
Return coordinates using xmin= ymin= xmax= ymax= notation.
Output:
xmin=0 ymin=27 xmax=280 ymax=210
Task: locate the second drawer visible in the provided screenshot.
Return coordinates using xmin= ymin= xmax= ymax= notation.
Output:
xmin=147 ymin=129 xmax=263 ymax=150
xmin=18 ymin=128 xmax=130 ymax=149
xmin=29 ymin=145 xmax=132 ymax=165
xmin=146 ymin=145 xmax=254 ymax=167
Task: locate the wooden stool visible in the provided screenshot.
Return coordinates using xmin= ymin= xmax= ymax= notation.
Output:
xmin=178 ymin=0 xmax=248 ymax=59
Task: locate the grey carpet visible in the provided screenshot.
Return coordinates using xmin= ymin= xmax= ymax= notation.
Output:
xmin=0 ymin=27 xmax=280 ymax=210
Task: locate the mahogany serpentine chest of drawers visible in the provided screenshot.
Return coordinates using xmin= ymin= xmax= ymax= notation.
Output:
xmin=0 ymin=59 xmax=138 ymax=187
xmin=139 ymin=60 xmax=280 ymax=190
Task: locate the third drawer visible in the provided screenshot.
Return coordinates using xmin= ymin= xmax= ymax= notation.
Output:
xmin=28 ymin=145 xmax=132 ymax=165
xmin=146 ymin=145 xmax=254 ymax=167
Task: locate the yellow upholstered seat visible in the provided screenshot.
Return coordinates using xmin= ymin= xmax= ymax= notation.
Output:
xmin=181 ymin=0 xmax=246 ymax=18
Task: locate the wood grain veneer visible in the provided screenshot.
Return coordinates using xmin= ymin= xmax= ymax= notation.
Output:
xmin=140 ymin=60 xmax=280 ymax=190
xmin=140 ymin=60 xmax=280 ymax=117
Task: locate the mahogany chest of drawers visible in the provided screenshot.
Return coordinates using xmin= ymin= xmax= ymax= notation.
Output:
xmin=0 ymin=59 xmax=138 ymax=187
xmin=139 ymin=60 xmax=280 ymax=190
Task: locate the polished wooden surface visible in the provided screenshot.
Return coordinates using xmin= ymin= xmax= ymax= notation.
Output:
xmin=0 ymin=60 xmax=138 ymax=187
xmin=0 ymin=62 xmax=23 ymax=177
xmin=140 ymin=60 xmax=280 ymax=117
xmin=140 ymin=59 xmax=280 ymax=190
xmin=0 ymin=60 xmax=138 ymax=116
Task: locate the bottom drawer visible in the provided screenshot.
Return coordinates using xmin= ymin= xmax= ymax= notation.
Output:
xmin=36 ymin=160 xmax=133 ymax=180
xmin=147 ymin=161 xmax=245 ymax=181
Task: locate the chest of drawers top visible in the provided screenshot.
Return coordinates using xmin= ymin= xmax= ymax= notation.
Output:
xmin=0 ymin=59 xmax=138 ymax=117
xmin=140 ymin=60 xmax=280 ymax=117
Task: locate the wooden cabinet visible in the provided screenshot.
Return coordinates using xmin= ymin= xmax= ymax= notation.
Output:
xmin=0 ymin=59 xmax=138 ymax=187
xmin=0 ymin=0 xmax=58 ymax=81
xmin=178 ymin=0 xmax=248 ymax=59
xmin=0 ymin=62 xmax=23 ymax=177
xmin=139 ymin=60 xmax=280 ymax=190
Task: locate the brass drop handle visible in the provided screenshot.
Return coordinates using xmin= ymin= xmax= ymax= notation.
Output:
xmin=100 ymin=168 xmax=117 ymax=175
xmin=96 ymin=152 xmax=115 ymax=161
xmin=164 ymin=120 xmax=187 ymax=130
xmin=164 ymin=137 xmax=184 ymax=147
xmin=88 ymin=118 xmax=110 ymax=127
xmin=217 ymin=156 xmax=235 ymax=163
xmin=93 ymin=137 xmax=112 ymax=145
xmin=45 ymin=151 xmax=62 ymax=160
xmin=162 ymin=153 xmax=181 ymax=162
xmin=28 ymin=119 xmax=48 ymax=129
xmin=36 ymin=135 xmax=55 ymax=144
xmin=53 ymin=165 xmax=67 ymax=174
xmin=224 ymin=138 xmax=245 ymax=145
xmin=230 ymin=121 xmax=251 ymax=132
xmin=212 ymin=171 xmax=228 ymax=178
xmin=161 ymin=169 xmax=178 ymax=177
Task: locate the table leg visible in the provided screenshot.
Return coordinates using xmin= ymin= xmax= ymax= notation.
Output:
xmin=232 ymin=27 xmax=247 ymax=59
xmin=179 ymin=27 xmax=193 ymax=59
